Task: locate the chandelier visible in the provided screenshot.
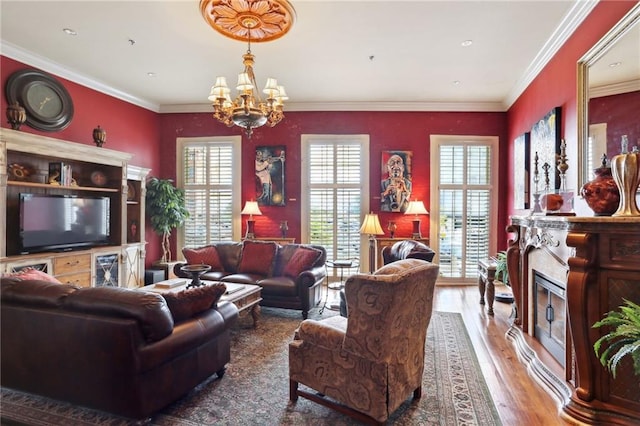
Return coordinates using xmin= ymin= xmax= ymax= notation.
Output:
xmin=200 ymin=0 xmax=296 ymax=138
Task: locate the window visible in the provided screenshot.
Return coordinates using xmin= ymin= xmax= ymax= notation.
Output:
xmin=176 ymin=136 xmax=242 ymax=250
xmin=301 ymin=135 xmax=370 ymax=269
xmin=429 ymin=135 xmax=498 ymax=282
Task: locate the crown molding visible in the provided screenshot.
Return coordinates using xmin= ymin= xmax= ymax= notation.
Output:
xmin=159 ymin=101 xmax=505 ymax=114
xmin=504 ymin=0 xmax=598 ymax=109
xmin=590 ymin=78 xmax=640 ymax=98
xmin=1 ymin=41 xmax=160 ymax=112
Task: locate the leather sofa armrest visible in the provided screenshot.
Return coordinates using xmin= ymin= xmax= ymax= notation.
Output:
xmin=381 ymin=245 xmax=393 ymax=265
xmin=295 ymin=265 xmax=326 ymax=288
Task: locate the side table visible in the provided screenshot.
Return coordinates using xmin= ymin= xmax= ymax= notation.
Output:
xmin=478 ymin=258 xmax=496 ymax=315
xmin=320 ymin=259 xmax=358 ymax=314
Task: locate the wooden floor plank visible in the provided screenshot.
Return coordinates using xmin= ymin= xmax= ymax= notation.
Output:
xmin=434 ymin=284 xmax=566 ymax=425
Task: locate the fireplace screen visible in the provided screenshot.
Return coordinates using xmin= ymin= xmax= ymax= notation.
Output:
xmin=534 ymin=272 xmax=566 ymax=367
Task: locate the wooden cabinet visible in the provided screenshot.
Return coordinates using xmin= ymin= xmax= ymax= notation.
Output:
xmin=0 ymin=128 xmax=148 ymax=288
xmin=53 ymin=252 xmax=92 ymax=287
xmin=374 ymin=237 xmax=430 ymax=269
xmin=507 ymin=216 xmax=640 ymax=425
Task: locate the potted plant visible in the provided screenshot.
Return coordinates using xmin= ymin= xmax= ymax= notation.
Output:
xmin=593 ymin=299 xmax=640 ymax=378
xmin=494 ymin=250 xmax=509 ymax=286
xmin=146 ymin=177 xmax=189 ymax=263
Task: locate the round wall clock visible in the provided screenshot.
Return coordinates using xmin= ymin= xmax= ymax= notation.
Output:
xmin=5 ymin=69 xmax=74 ymax=132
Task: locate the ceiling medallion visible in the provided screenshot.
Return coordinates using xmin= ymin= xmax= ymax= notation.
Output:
xmin=200 ymin=0 xmax=296 ymax=43
xmin=201 ymin=0 xmax=295 ymax=138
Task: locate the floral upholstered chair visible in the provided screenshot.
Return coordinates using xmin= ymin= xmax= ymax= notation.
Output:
xmin=289 ymin=258 xmax=439 ymax=425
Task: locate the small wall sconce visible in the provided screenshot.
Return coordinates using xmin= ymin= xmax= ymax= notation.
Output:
xmin=93 ymin=125 xmax=107 ymax=147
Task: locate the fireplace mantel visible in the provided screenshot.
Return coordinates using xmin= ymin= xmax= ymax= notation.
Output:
xmin=507 ymin=215 xmax=640 ymax=425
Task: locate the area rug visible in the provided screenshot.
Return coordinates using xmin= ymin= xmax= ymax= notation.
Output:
xmin=1 ymin=309 xmax=501 ymax=425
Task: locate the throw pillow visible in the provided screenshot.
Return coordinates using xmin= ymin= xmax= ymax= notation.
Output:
xmin=237 ymin=240 xmax=277 ymax=276
xmin=182 ymin=246 xmax=223 ymax=271
xmin=162 ymin=283 xmax=226 ymax=323
xmin=283 ymin=247 xmax=323 ymax=278
xmin=3 ymin=268 xmax=61 ymax=284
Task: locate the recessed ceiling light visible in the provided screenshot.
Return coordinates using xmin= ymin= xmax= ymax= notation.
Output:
xmin=147 ymin=72 xmax=156 ymax=77
xmin=453 ymin=80 xmax=461 ymax=85
xmin=609 ymin=61 xmax=622 ymax=68
xmin=461 ymin=40 xmax=473 ymax=47
xmin=129 ymin=39 xmax=136 ymax=46
xmin=62 ymin=28 xmax=77 ymax=36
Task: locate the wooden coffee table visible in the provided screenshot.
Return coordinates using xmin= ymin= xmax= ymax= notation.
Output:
xmin=145 ymin=280 xmax=262 ymax=327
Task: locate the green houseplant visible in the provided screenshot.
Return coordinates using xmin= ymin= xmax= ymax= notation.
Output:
xmin=593 ymin=299 xmax=640 ymax=378
xmin=146 ymin=177 xmax=190 ymax=263
xmin=494 ymin=250 xmax=509 ymax=286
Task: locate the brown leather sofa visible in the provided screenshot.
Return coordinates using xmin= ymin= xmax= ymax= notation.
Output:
xmin=382 ymin=239 xmax=436 ymax=264
xmin=174 ymin=241 xmax=327 ymax=319
xmin=0 ymin=277 xmax=238 ymax=420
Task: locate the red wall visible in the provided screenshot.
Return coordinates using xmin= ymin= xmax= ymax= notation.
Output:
xmin=159 ymin=110 xmax=508 ymax=248
xmin=506 ymin=1 xmax=635 ymax=223
xmin=589 ymin=90 xmax=640 ymax=154
xmin=1 ymin=56 xmax=163 ymax=263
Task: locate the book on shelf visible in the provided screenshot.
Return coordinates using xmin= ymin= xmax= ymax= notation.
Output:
xmin=154 ymin=278 xmax=187 ymax=289
xmin=48 ymin=162 xmax=72 ymax=186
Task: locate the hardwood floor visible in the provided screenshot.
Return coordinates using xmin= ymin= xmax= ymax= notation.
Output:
xmin=434 ymin=284 xmax=567 ymax=425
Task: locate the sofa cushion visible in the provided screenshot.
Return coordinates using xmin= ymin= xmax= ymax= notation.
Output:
xmin=183 ymin=246 xmax=224 ymax=271
xmin=2 ymin=268 xmax=61 ymax=284
xmin=283 ymin=246 xmax=323 ymax=278
xmin=238 ymin=240 xmax=277 ymax=276
xmin=63 ymin=287 xmax=174 ymax=343
xmin=162 ymin=283 xmax=227 ymax=323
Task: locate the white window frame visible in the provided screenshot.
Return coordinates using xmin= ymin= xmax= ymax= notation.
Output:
xmin=176 ymin=136 xmax=242 ymax=254
xmin=300 ymin=134 xmax=371 ymax=270
xmin=429 ymin=134 xmax=499 ymax=284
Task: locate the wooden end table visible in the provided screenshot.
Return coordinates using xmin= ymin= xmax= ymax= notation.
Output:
xmin=478 ymin=258 xmax=496 ymax=315
xmin=145 ymin=280 xmax=262 ymax=327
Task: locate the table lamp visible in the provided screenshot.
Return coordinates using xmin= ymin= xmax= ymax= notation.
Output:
xmin=405 ymin=200 xmax=429 ymax=239
xmin=241 ymin=200 xmax=262 ymax=239
xmin=359 ymin=212 xmax=384 ymax=273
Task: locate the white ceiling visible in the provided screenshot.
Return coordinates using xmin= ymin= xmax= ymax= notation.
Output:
xmin=0 ymin=0 xmax=601 ymax=113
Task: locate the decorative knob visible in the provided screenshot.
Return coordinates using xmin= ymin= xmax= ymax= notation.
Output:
xmin=6 ymin=102 xmax=26 ymax=130
xmin=93 ymin=125 xmax=107 ymax=147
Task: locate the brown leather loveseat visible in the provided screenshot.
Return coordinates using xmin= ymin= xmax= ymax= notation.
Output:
xmin=0 ymin=277 xmax=238 ymax=421
xmin=174 ymin=240 xmax=327 ymax=319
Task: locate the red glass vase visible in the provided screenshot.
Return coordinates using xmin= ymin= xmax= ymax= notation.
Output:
xmin=580 ymin=165 xmax=620 ymax=216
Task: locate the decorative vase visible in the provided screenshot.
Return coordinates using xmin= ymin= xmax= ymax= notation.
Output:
xmin=611 ymin=152 xmax=640 ymax=217
xmin=6 ymin=102 xmax=26 ymax=130
xmin=580 ymin=163 xmax=620 ymax=216
xmin=93 ymin=125 xmax=107 ymax=147
xmin=387 ymin=221 xmax=397 ymax=238
xmin=279 ymin=220 xmax=288 ymax=238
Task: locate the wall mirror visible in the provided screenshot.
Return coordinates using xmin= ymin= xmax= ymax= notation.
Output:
xmin=577 ymin=3 xmax=640 ymax=189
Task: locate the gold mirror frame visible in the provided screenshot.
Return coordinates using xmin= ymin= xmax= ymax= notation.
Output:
xmin=577 ymin=3 xmax=640 ymax=190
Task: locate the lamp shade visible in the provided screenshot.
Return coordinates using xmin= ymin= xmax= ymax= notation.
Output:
xmin=405 ymin=200 xmax=429 ymax=215
xmin=241 ymin=201 xmax=262 ymax=216
xmin=359 ymin=212 xmax=384 ymax=235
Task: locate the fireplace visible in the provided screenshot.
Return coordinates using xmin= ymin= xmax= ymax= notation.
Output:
xmin=534 ymin=271 xmax=566 ymax=367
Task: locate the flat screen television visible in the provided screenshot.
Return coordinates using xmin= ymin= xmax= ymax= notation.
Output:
xmin=19 ymin=193 xmax=111 ymax=254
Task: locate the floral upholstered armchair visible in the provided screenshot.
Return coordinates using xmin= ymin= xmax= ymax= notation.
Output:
xmin=289 ymin=258 xmax=439 ymax=425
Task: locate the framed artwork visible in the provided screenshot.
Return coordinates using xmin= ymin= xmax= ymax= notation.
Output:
xmin=255 ymin=146 xmax=286 ymax=206
xmin=530 ymin=107 xmax=562 ymax=200
xmin=380 ymin=150 xmax=413 ymax=213
xmin=514 ymin=132 xmax=530 ymax=209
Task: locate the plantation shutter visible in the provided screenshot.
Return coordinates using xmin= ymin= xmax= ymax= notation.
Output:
xmin=308 ymin=141 xmax=363 ymax=262
xmin=437 ymin=142 xmax=493 ymax=280
xmin=182 ymin=142 xmax=234 ymax=247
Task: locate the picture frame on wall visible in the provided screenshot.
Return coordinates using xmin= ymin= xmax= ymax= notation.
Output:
xmin=514 ymin=132 xmax=531 ymax=209
xmin=530 ymin=107 xmax=562 ymax=201
xmin=380 ymin=150 xmax=413 ymax=213
xmin=255 ymin=146 xmax=286 ymax=206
